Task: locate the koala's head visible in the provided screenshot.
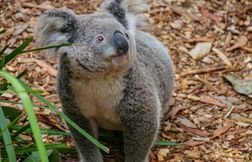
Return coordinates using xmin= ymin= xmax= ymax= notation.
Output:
xmin=35 ymin=0 xmax=144 ymax=79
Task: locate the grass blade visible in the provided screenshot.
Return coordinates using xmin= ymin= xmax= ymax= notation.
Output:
xmin=0 ymin=44 xmax=9 ymax=56
xmin=3 ymin=38 xmax=33 ymax=66
xmin=0 ymin=70 xmax=48 ymax=162
xmin=155 ymin=140 xmax=180 ymax=146
xmin=0 ymin=70 xmax=27 ymax=95
xmin=9 ymin=124 xmax=70 ymax=136
xmin=21 ymin=43 xmax=72 ymax=53
xmin=12 ymin=124 xmax=30 ymax=138
xmin=0 ymin=106 xmax=16 ymax=162
xmin=15 ymin=144 xmax=69 ymax=154
xmin=19 ymin=80 xmax=109 ymax=153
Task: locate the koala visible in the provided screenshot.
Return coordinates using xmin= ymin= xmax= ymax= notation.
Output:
xmin=35 ymin=0 xmax=174 ymax=162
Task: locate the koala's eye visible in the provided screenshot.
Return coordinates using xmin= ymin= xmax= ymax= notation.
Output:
xmin=95 ymin=34 xmax=105 ymax=43
xmin=125 ymin=33 xmax=129 ymax=39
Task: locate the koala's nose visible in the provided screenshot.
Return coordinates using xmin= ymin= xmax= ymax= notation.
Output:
xmin=113 ymin=31 xmax=129 ymax=55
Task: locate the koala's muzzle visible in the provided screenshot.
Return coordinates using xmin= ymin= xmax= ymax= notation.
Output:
xmin=113 ymin=31 xmax=129 ymax=56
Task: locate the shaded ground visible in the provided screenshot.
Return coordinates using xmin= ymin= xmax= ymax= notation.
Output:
xmin=1 ymin=0 xmax=252 ymax=161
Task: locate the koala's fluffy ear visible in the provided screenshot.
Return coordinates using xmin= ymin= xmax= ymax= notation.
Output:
xmin=35 ymin=9 xmax=78 ymax=54
xmin=101 ymin=0 xmax=149 ymax=35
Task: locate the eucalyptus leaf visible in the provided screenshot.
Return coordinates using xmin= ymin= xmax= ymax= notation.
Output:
xmin=224 ymin=75 xmax=252 ymax=98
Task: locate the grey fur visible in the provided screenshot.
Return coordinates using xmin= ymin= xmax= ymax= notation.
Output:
xmin=35 ymin=0 xmax=173 ymax=162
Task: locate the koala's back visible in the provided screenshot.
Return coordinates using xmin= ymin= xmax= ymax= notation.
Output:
xmin=135 ymin=31 xmax=174 ymax=109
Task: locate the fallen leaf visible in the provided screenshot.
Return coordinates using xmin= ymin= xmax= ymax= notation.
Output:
xmin=224 ymin=75 xmax=252 ymax=98
xmin=192 ymin=136 xmax=210 ymax=142
xmin=184 ymin=139 xmax=205 ymax=146
xmin=199 ymin=6 xmax=211 ymax=27
xmin=168 ymin=106 xmax=186 ymax=119
xmin=193 ymin=116 xmax=211 ymax=126
xmin=180 ymin=94 xmax=228 ymax=107
xmin=189 ymin=42 xmax=212 ymax=60
xmin=22 ymin=2 xmax=54 ymax=10
xmin=178 ymin=117 xmax=197 ymax=128
xmin=13 ymin=24 xmax=29 ymax=36
xmin=178 ymin=123 xmax=211 ymax=137
xmin=200 ymin=96 xmax=227 ymax=108
xmin=171 ymin=5 xmax=200 ymax=22
xmin=212 ymin=123 xmax=234 ymax=138
xmin=36 ymin=113 xmax=65 ymax=131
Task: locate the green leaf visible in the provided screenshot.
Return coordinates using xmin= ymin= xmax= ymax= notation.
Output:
xmin=19 ymin=80 xmax=109 ymax=153
xmin=12 ymin=124 xmax=30 ymax=138
xmin=1 ymin=106 xmax=22 ymax=122
xmin=2 ymin=38 xmax=33 ymax=67
xmin=0 ymin=106 xmax=17 ymax=162
xmin=16 ymin=70 xmax=28 ymax=79
xmin=9 ymin=124 xmax=70 ymax=136
xmin=0 ymin=70 xmax=49 ymax=162
xmin=15 ymin=144 xmax=68 ymax=154
xmin=21 ymin=43 xmax=72 ymax=54
xmin=0 ymin=44 xmax=9 ymax=56
xmin=155 ymin=140 xmax=180 ymax=146
xmin=0 ymin=70 xmax=27 ymax=95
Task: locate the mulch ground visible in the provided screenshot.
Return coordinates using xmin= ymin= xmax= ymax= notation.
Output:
xmin=1 ymin=0 xmax=252 ymax=161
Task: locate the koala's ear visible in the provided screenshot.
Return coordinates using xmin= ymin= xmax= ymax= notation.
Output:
xmin=100 ymin=0 xmax=148 ymax=35
xmin=35 ymin=9 xmax=78 ymax=50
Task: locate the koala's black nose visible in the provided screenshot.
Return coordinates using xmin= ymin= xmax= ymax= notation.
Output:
xmin=113 ymin=31 xmax=129 ymax=55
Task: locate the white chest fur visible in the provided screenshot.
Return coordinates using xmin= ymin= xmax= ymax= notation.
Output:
xmin=70 ymin=76 xmax=125 ymax=130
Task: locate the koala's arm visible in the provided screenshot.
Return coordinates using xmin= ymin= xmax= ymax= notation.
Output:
xmin=118 ymin=67 xmax=161 ymax=162
xmin=57 ymin=55 xmax=103 ymax=162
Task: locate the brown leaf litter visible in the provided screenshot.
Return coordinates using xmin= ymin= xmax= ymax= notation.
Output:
xmin=1 ymin=0 xmax=252 ymax=161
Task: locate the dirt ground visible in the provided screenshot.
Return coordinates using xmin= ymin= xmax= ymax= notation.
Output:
xmin=1 ymin=0 xmax=252 ymax=161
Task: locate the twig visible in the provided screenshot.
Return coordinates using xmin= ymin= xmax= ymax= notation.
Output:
xmin=224 ymin=106 xmax=235 ymax=118
xmin=177 ymin=94 xmax=227 ymax=108
xmin=194 ymin=76 xmax=225 ymax=95
xmin=22 ymin=2 xmax=54 ymax=10
xmin=212 ymin=47 xmax=232 ymax=66
xmin=241 ymin=46 xmax=252 ymax=53
xmin=18 ymin=58 xmax=57 ymax=77
xmin=34 ymin=60 xmax=57 ymax=77
xmin=180 ymin=66 xmax=228 ymax=77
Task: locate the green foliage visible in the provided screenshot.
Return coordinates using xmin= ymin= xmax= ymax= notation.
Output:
xmin=0 ymin=105 xmax=16 ymax=162
xmin=0 ymin=35 xmax=108 ymax=161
